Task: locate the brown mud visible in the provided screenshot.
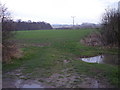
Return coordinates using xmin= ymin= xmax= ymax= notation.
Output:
xmin=3 ymin=67 xmax=114 ymax=88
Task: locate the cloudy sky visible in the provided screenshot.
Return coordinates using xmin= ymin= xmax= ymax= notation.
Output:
xmin=1 ymin=0 xmax=119 ymax=24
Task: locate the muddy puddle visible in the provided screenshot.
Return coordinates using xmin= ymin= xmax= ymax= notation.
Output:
xmin=2 ymin=68 xmax=45 ymax=88
xmin=16 ymin=79 xmax=44 ymax=88
xmin=3 ymin=78 xmax=44 ymax=88
xmin=80 ymin=54 xmax=119 ymax=65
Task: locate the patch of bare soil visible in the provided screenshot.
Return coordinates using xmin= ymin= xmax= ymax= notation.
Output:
xmin=3 ymin=78 xmax=47 ymax=88
xmin=3 ymin=67 xmax=114 ymax=88
xmin=3 ymin=67 xmax=53 ymax=88
xmin=40 ymin=68 xmax=114 ymax=88
xmin=19 ymin=43 xmax=51 ymax=48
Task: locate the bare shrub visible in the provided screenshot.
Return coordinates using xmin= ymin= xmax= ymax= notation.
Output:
xmin=100 ymin=8 xmax=120 ymax=47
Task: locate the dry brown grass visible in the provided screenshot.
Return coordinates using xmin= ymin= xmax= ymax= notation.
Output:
xmin=80 ymin=33 xmax=103 ymax=46
xmin=2 ymin=43 xmax=23 ymax=63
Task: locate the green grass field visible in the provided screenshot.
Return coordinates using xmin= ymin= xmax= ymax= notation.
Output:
xmin=15 ymin=29 xmax=94 ymax=43
xmin=3 ymin=29 xmax=119 ymax=87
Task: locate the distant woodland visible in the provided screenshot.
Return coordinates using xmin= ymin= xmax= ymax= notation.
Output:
xmin=11 ymin=20 xmax=53 ymax=30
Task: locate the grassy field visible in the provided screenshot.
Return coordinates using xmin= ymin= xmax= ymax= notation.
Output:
xmin=15 ymin=29 xmax=94 ymax=44
xmin=3 ymin=29 xmax=119 ymax=87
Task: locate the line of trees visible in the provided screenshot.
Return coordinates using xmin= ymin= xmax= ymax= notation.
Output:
xmin=13 ymin=20 xmax=53 ymax=30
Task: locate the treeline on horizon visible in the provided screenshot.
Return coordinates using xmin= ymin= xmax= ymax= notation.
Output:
xmin=9 ymin=19 xmax=53 ymax=31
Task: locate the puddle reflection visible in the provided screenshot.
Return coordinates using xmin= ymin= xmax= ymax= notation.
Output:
xmin=81 ymin=54 xmax=119 ymax=65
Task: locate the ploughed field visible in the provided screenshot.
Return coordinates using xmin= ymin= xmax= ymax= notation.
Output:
xmin=3 ymin=29 xmax=119 ymax=88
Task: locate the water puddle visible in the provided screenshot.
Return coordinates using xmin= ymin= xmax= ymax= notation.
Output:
xmin=22 ymin=84 xmax=43 ymax=88
xmin=3 ymin=78 xmax=44 ymax=88
xmin=80 ymin=54 xmax=119 ymax=65
xmin=16 ymin=79 xmax=44 ymax=88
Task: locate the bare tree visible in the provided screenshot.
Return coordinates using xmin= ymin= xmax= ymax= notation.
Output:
xmin=0 ymin=4 xmax=17 ymax=63
xmin=100 ymin=8 xmax=120 ymax=47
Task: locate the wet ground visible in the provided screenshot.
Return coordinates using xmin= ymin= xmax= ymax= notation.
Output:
xmin=2 ymin=67 xmax=114 ymax=88
xmin=3 ymin=78 xmax=45 ymax=88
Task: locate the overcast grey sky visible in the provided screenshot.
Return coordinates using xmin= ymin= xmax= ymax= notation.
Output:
xmin=0 ymin=0 xmax=119 ymax=24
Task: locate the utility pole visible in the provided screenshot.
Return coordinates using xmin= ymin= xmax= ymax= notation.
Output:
xmin=118 ymin=1 xmax=120 ymax=13
xmin=71 ymin=16 xmax=75 ymax=29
